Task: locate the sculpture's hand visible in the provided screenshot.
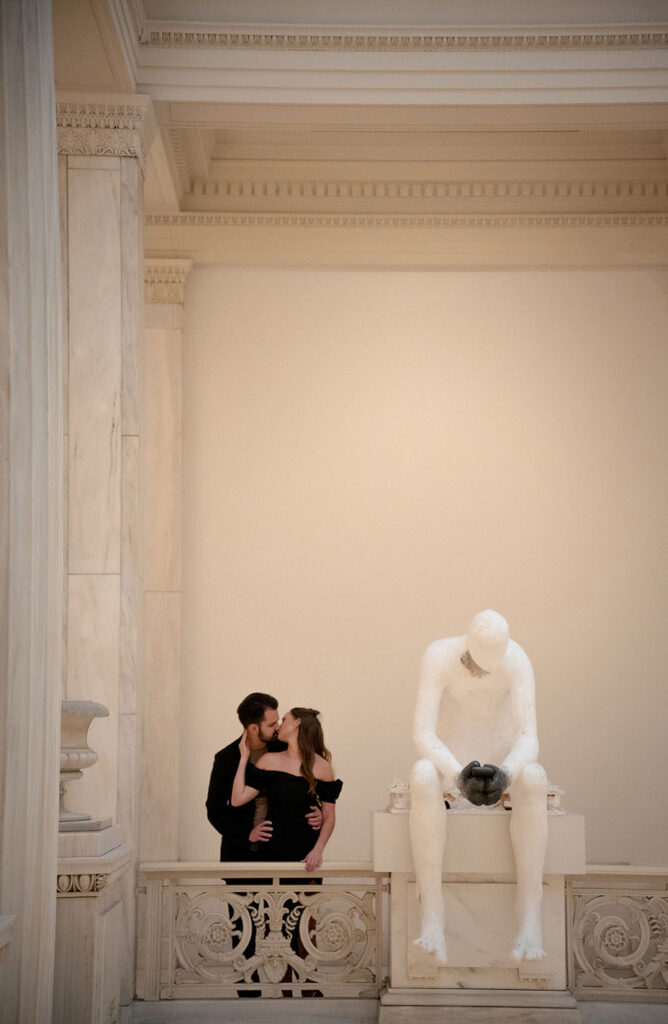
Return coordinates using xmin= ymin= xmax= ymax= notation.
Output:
xmin=305 ymin=804 xmax=323 ymax=830
xmin=459 ymin=761 xmax=508 ymax=806
xmin=480 ymin=764 xmax=508 ymax=805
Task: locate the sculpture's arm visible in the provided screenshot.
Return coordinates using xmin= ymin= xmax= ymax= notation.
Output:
xmin=500 ymin=646 xmax=539 ymax=784
xmin=413 ymin=646 xmax=462 ymax=786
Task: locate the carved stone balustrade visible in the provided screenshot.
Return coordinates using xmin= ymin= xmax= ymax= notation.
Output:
xmin=138 ymin=861 xmax=388 ymax=1000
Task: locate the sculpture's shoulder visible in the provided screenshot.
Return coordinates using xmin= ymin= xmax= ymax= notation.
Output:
xmin=421 ymin=635 xmax=463 ymax=675
xmin=504 ymin=639 xmax=535 ymax=679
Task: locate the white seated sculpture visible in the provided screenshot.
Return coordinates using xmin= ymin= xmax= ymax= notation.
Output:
xmin=409 ymin=609 xmax=547 ymax=965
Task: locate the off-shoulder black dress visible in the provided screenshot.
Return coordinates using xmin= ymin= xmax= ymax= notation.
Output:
xmin=245 ymin=763 xmax=343 ymax=861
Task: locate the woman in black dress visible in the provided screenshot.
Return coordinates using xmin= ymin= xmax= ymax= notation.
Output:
xmin=232 ymin=707 xmax=342 ymax=871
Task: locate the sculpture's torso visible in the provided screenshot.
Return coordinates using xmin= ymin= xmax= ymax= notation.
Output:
xmin=433 ymin=636 xmax=525 ymax=771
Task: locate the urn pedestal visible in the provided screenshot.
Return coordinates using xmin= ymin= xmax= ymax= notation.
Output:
xmin=54 ymin=701 xmax=134 ymax=1024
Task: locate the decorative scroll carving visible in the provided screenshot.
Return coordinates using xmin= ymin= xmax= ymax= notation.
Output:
xmin=57 ymin=872 xmax=110 ymax=896
xmin=569 ymin=885 xmax=668 ymax=996
xmin=144 ymin=259 xmax=193 ymax=304
xmin=146 ymin=212 xmax=668 ymax=231
xmin=56 ymin=101 xmax=148 ymax=172
xmin=142 ymin=30 xmax=668 ymax=52
xmin=173 ymin=885 xmax=378 ymax=993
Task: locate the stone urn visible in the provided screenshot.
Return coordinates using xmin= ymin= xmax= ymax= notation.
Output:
xmin=60 ymin=700 xmax=109 ymax=829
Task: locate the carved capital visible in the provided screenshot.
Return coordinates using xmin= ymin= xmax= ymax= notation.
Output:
xmin=56 ymin=96 xmax=150 ymax=173
xmin=144 ymin=258 xmax=193 ymax=304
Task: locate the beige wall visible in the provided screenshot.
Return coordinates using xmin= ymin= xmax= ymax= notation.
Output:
xmin=180 ymin=265 xmax=668 ymax=867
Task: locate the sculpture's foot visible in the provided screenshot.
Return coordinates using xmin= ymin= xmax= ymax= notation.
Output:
xmin=512 ymin=913 xmax=546 ymax=962
xmin=413 ymin=924 xmax=448 ymax=965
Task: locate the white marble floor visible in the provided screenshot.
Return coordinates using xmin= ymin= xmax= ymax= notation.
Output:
xmin=121 ymin=998 xmax=378 ymax=1024
xmin=120 ymin=999 xmax=668 ymax=1024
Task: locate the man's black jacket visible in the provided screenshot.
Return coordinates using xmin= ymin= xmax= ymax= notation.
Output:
xmin=206 ymin=736 xmax=286 ymax=861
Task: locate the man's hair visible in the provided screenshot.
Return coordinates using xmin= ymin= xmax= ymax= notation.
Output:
xmin=236 ymin=692 xmax=278 ymax=728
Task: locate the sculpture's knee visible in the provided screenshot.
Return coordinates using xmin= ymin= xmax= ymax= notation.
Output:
xmin=411 ymin=758 xmax=441 ymax=798
xmin=516 ymin=762 xmax=548 ymax=802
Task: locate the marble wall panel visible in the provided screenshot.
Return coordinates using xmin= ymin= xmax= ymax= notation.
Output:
xmin=144 ymin=302 xmax=183 ymax=331
xmin=121 ymin=158 xmax=142 ymax=437
xmin=66 ymin=574 xmax=120 ymax=822
xmin=140 ymin=592 xmax=181 ymax=861
xmin=117 ymin=713 xmax=138 ymax=854
xmin=58 ymin=154 xmax=68 ymax=433
xmin=121 ymin=436 xmax=140 ymax=715
xmin=67 ymin=164 xmax=122 ymax=574
xmin=143 ymin=327 xmax=181 ymax=593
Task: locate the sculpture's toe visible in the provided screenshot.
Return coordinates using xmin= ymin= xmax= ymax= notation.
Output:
xmin=413 ymin=928 xmax=448 ymax=965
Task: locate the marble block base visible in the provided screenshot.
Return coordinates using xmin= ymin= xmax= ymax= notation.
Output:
xmin=379 ymin=987 xmax=581 ymax=1024
xmin=58 ymin=823 xmax=123 ymax=858
xmin=59 ymin=815 xmax=113 ymax=833
xmin=54 ymin=842 xmax=134 ymax=1024
xmin=374 ymin=811 xmax=585 ymax=1002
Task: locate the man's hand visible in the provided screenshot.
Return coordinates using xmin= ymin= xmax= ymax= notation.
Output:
xmin=459 ymin=761 xmax=508 ymax=806
xmin=305 ymin=805 xmax=323 ymax=830
xmin=249 ymin=820 xmax=273 ymax=843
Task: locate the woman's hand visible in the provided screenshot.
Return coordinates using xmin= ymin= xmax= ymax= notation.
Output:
xmin=303 ymin=846 xmax=323 ymax=872
xmin=238 ymin=729 xmax=250 ymax=761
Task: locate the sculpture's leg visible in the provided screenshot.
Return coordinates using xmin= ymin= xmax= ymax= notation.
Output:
xmin=509 ymin=762 xmax=548 ymax=961
xmin=409 ymin=759 xmax=447 ymax=964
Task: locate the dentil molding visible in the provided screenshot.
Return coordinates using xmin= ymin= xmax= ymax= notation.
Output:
xmin=146 ymin=211 xmax=668 ymax=230
xmin=141 ymin=28 xmax=668 ymax=52
xmin=144 ymin=258 xmax=193 ymax=303
xmin=56 ymin=96 xmax=151 ymax=172
xmin=188 ymin=177 xmax=668 ymax=204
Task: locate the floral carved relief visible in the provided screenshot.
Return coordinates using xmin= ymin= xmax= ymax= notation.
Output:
xmin=569 ymin=888 xmax=668 ymax=995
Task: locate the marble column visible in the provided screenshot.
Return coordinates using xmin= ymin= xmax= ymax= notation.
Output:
xmin=0 ymin=2 xmax=63 ymax=1022
xmin=56 ymin=93 xmax=147 ymax=1015
xmin=141 ymin=259 xmax=191 ymax=860
xmin=57 ymin=92 xmax=146 ymax=846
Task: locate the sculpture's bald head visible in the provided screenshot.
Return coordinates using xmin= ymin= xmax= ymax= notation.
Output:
xmin=466 ymin=609 xmax=509 ymax=673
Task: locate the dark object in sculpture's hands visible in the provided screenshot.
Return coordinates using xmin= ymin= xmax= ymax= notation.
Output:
xmin=459 ymin=760 xmax=509 ymax=806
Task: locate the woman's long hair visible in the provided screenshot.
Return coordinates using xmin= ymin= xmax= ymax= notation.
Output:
xmin=291 ymin=707 xmax=331 ymax=797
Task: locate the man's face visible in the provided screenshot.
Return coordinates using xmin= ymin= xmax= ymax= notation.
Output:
xmin=257 ymin=706 xmax=279 ymax=744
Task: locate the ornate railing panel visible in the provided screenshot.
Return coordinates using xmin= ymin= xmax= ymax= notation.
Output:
xmin=567 ymin=874 xmax=668 ymax=1002
xmin=139 ymin=862 xmax=387 ymax=1000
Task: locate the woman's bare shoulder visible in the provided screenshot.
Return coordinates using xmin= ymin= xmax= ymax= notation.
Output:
xmin=256 ymin=752 xmax=283 ymax=769
xmin=313 ymin=755 xmax=335 ymax=781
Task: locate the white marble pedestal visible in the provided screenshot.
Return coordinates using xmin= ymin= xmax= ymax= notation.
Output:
xmin=374 ymin=810 xmax=585 ymax=1023
xmin=53 ymin=828 xmax=133 ymax=1024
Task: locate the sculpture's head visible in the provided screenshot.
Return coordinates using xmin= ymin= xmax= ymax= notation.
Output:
xmin=466 ymin=609 xmax=509 ymax=673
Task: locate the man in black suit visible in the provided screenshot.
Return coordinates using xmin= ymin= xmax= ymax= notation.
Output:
xmin=206 ymin=691 xmax=322 ymax=861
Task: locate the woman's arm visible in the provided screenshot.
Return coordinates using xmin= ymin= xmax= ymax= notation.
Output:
xmin=303 ymin=801 xmax=335 ymax=872
xmin=230 ymin=731 xmax=260 ymax=807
